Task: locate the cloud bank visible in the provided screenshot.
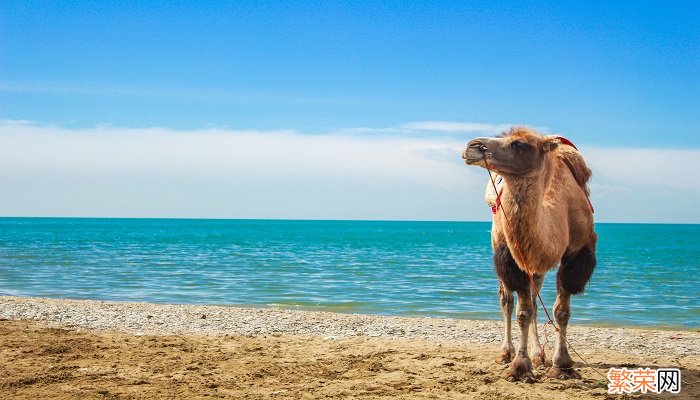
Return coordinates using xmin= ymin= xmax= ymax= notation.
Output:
xmin=0 ymin=121 xmax=697 ymax=222
xmin=401 ymin=121 xmax=514 ymax=135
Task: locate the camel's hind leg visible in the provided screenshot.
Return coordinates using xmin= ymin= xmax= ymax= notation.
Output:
xmin=548 ymin=246 xmax=596 ymax=380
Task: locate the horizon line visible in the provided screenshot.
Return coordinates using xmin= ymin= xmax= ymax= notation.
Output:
xmin=1 ymin=215 xmax=698 ymax=226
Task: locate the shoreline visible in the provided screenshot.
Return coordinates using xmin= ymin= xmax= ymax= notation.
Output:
xmin=2 ymin=295 xmax=698 ymax=358
xmin=2 ymin=294 xmax=697 ymax=333
xmin=2 ymin=295 xmax=699 ymax=399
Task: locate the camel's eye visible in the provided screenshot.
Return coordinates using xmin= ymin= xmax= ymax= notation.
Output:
xmin=510 ymin=140 xmax=529 ymax=150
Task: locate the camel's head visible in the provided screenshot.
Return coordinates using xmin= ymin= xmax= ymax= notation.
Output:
xmin=462 ymin=127 xmax=559 ymax=176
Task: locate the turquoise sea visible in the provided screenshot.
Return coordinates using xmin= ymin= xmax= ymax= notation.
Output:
xmin=0 ymin=218 xmax=698 ymax=329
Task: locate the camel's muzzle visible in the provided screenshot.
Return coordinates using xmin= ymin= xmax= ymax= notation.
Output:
xmin=463 ymin=139 xmax=489 ymax=165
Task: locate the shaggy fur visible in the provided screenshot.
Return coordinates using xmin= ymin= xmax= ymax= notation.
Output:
xmin=494 ymin=245 xmax=530 ymax=293
xmin=557 ymin=247 xmax=596 ymax=295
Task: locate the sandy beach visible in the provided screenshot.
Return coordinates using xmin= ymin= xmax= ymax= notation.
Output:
xmin=1 ymin=296 xmax=698 ymax=399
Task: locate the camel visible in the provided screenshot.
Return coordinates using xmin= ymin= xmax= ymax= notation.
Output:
xmin=461 ymin=126 xmax=597 ymax=383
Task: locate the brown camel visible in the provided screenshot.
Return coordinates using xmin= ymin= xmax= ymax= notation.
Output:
xmin=462 ymin=127 xmax=597 ymax=383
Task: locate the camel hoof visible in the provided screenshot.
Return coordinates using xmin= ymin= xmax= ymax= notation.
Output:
xmin=496 ymin=350 xmax=515 ymax=364
xmin=531 ymin=353 xmax=552 ymax=369
xmin=547 ymin=366 xmax=581 ymax=380
xmin=502 ymin=356 xmax=536 ymax=383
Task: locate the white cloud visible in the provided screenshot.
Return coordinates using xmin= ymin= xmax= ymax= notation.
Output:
xmin=0 ymin=121 xmax=698 ymax=222
xmin=581 ymin=145 xmax=700 ymax=223
xmin=0 ymin=121 xmax=485 ymax=220
xmin=0 ymin=119 xmax=35 ymax=126
xmin=401 ymin=121 xmax=514 ymax=135
xmin=583 ymin=146 xmax=698 ymax=190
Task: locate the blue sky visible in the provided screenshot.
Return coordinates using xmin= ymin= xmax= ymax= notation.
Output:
xmin=1 ymin=1 xmax=699 ymax=222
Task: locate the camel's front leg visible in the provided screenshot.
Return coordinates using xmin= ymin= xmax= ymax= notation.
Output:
xmin=503 ymin=288 xmax=536 ymax=383
xmin=528 ymin=274 xmax=551 ymax=368
xmin=496 ymin=281 xmax=515 ymax=364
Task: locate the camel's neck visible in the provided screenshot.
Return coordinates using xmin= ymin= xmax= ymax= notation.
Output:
xmin=499 ymin=155 xmax=555 ymax=243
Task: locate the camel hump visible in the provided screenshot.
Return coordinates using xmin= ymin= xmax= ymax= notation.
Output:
xmin=553 ymin=139 xmax=592 ymax=197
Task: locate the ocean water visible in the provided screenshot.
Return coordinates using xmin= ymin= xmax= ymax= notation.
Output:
xmin=0 ymin=218 xmax=698 ymax=329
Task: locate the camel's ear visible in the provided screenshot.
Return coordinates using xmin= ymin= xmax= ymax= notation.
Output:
xmin=543 ymin=138 xmax=559 ymax=152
